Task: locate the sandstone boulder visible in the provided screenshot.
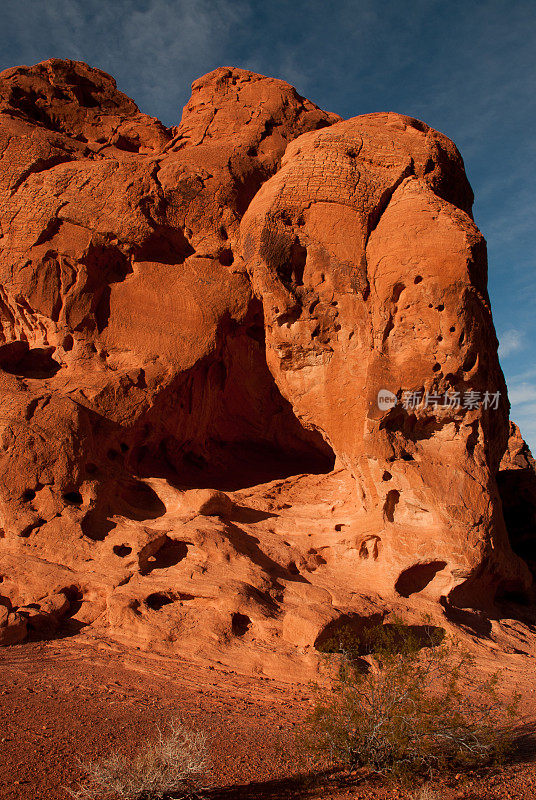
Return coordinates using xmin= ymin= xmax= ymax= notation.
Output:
xmin=0 ymin=608 xmax=27 ymax=646
xmin=17 ymin=592 xmax=71 ymax=635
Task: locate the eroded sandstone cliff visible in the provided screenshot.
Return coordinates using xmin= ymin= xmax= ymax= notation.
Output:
xmin=0 ymin=59 xmax=533 ymax=675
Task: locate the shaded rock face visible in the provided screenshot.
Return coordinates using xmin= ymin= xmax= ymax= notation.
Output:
xmin=0 ymin=59 xmax=533 ymax=676
xmin=497 ymin=423 xmax=536 ymax=585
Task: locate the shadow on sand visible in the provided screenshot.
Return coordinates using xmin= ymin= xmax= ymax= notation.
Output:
xmin=208 ymin=769 xmax=359 ymax=800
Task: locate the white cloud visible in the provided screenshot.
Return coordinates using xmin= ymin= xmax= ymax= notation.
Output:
xmin=498 ymin=328 xmax=525 ymax=359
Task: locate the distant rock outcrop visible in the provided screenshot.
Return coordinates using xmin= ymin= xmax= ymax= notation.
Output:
xmin=0 ymin=59 xmax=533 ymax=677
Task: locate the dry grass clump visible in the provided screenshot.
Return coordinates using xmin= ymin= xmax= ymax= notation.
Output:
xmin=301 ymin=618 xmax=520 ymax=784
xmin=69 ymin=720 xmax=210 ymax=800
xmin=411 ymin=786 xmax=443 ymax=800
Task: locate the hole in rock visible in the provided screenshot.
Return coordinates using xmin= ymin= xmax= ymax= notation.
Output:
xmin=106 ymin=479 xmax=167 ymax=523
xmin=87 ymin=472 xmax=166 ymax=542
xmin=75 ymin=243 xmax=133 ymax=334
xmin=218 ymin=248 xmax=234 ymax=266
xmin=21 ymin=603 xmax=41 ymax=612
xmin=113 ymin=544 xmax=132 ymax=557
xmin=305 ymin=548 xmax=327 ymax=570
xmin=61 ymin=586 xmax=81 ymax=604
xmin=133 ymin=229 xmax=194 ymax=265
xmin=22 ymin=489 xmax=36 ymax=502
xmin=437 ymin=304 xmax=445 ymax=312
xmin=114 ymin=135 xmax=140 ymax=153
xmin=359 ymin=536 xmax=380 ymax=560
xmin=462 ymin=351 xmax=477 ymax=372
xmin=145 ymin=592 xmax=176 ymax=611
xmin=62 ymin=491 xmax=83 ymax=505
xmin=2 ymin=348 xmax=61 ymax=378
xmin=62 ymin=334 xmax=74 ymax=351
xmin=142 ymin=538 xmax=188 ymax=574
xmin=315 ymin=614 xmax=445 ymax=655
xmin=383 ymin=489 xmax=400 ymax=522
xmin=132 ymin=298 xmax=335 ymax=491
xmin=81 ymin=512 xmax=117 ymax=542
xmin=414 ymin=275 xmax=423 ymax=284
xmin=232 ymin=613 xmax=251 ymax=636
xmin=315 ymin=613 xmax=384 ymax=653
xmin=395 ymin=561 xmax=448 ymax=597
xmin=20 ymin=518 xmax=45 ymax=537
xmin=382 ymin=471 xmax=392 ymax=481
xmin=424 ymin=158 xmax=435 ymax=173
xmin=391 ymin=283 xmax=405 ymax=303
xmin=432 ymin=362 xmax=441 ymax=372
xmin=280 ymin=241 xmax=307 ymax=288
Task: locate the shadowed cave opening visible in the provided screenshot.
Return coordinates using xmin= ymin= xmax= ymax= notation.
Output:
xmin=314 ymin=613 xmax=445 ymax=657
xmin=497 ymin=465 xmax=536 ymax=580
xmin=395 ymin=561 xmax=448 ymax=598
xmin=145 ymin=592 xmax=175 ymax=611
xmin=81 ymin=477 xmax=167 ymax=542
xmin=1 ymin=345 xmax=61 ymax=378
xmin=77 ymin=300 xmax=335 ymax=541
xmin=126 ymin=299 xmax=336 ymax=492
xmin=140 ymin=537 xmax=188 ymax=575
xmin=232 ymin=613 xmax=252 ymax=636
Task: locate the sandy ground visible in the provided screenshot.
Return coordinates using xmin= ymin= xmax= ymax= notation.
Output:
xmin=1 ymin=630 xmax=536 ymax=800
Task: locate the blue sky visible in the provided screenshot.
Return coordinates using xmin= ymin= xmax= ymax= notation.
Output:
xmin=1 ymin=0 xmax=535 ymax=450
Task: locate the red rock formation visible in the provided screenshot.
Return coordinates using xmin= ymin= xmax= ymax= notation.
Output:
xmin=241 ymin=114 xmax=531 ymax=611
xmin=0 ymin=59 xmax=533 ymax=675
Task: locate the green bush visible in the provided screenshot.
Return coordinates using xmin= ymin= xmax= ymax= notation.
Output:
xmin=301 ymin=618 xmax=520 ymax=783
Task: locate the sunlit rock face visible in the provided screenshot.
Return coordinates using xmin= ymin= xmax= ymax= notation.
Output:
xmin=0 ymin=59 xmax=532 ymax=677
xmin=241 ymin=113 xmax=532 ymax=610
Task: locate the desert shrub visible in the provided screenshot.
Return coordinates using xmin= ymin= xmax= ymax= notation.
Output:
xmin=69 ymin=720 xmax=210 ymax=800
xmin=301 ymin=619 xmax=519 ymax=783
